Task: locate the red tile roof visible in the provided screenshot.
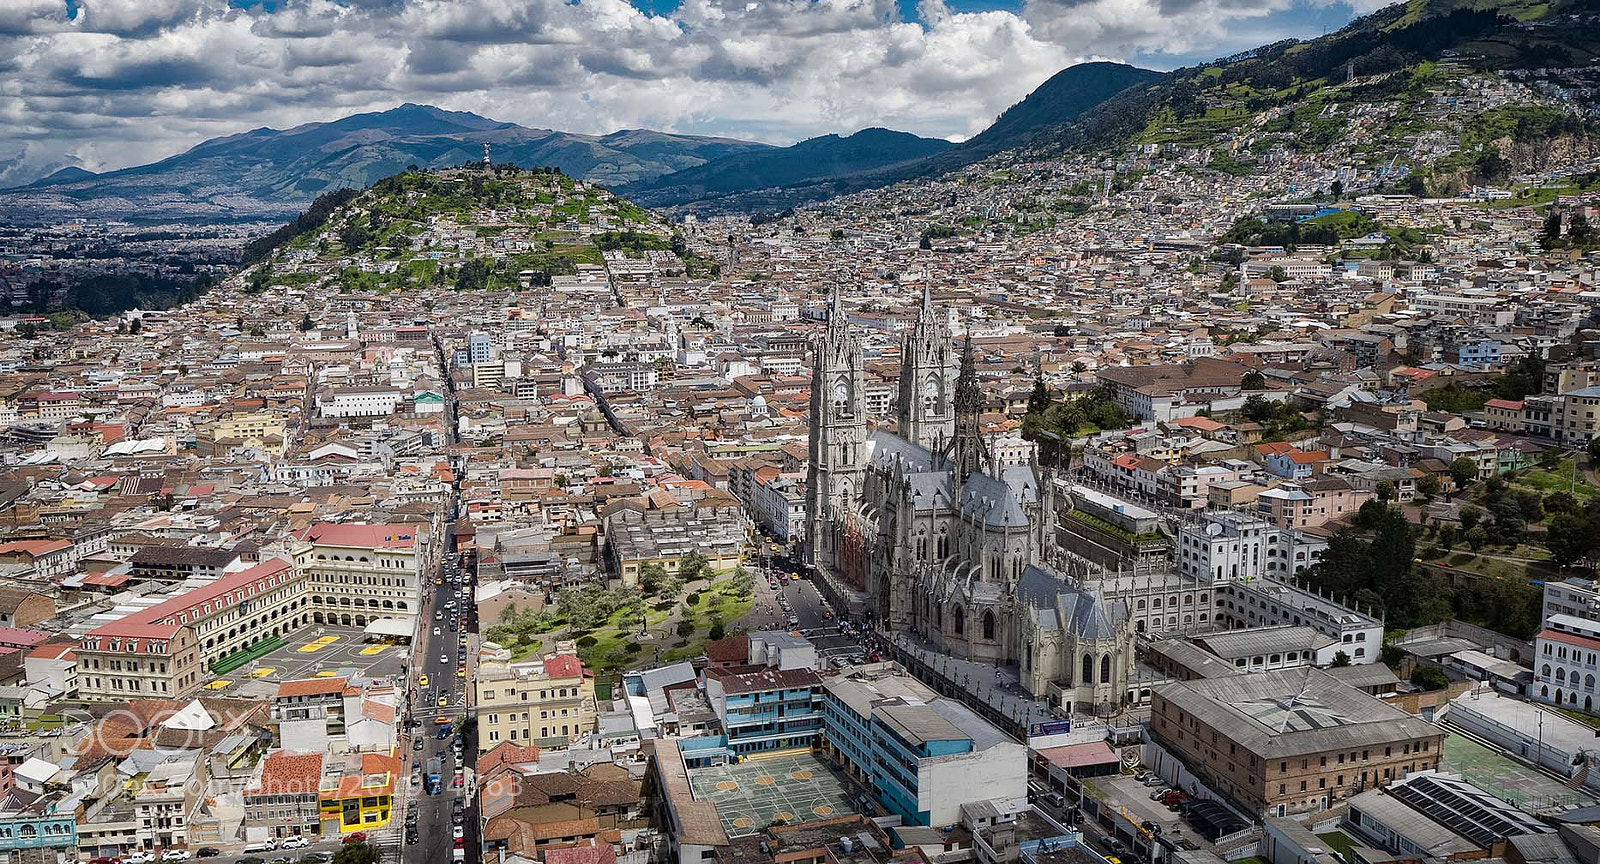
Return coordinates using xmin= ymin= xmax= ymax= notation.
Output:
xmin=297 ymin=523 xmax=421 ymax=549
xmin=276 ymin=677 xmax=350 ymax=699
xmin=249 ymin=751 xmax=325 ymax=797
xmin=546 ymin=843 xmax=618 ymax=864
xmin=544 ymin=654 xmax=585 ymax=679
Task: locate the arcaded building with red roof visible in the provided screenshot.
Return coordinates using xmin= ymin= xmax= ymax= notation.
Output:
xmin=294 ymin=521 xmax=429 ymax=629
xmin=76 ymin=557 xmax=307 ymax=701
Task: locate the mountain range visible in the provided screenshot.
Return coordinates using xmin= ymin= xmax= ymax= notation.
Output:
xmin=626 ymin=62 xmax=1163 ymax=210
xmin=0 ymin=61 xmax=1162 ymax=223
xmin=0 ymin=104 xmax=772 ymax=222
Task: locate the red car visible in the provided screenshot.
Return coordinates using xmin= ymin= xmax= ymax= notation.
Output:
xmin=344 ymin=832 xmax=368 ymax=843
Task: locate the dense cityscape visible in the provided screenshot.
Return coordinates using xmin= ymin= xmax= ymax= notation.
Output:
xmin=0 ymin=2 xmax=1599 ymax=864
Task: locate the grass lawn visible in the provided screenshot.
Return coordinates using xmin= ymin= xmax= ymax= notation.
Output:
xmin=1430 ymin=552 xmax=1559 ymax=582
xmin=1559 ymin=708 xmax=1600 ymax=730
xmin=660 ymin=574 xmax=756 ymax=663
xmin=1317 ymin=832 xmax=1357 ymax=857
xmin=1515 ymin=459 xmax=1598 ymax=496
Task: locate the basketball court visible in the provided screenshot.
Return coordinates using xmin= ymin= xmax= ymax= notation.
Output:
xmin=686 ymin=751 xmax=857 ymax=838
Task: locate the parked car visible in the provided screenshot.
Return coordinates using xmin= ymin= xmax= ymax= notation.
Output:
xmin=162 ymin=851 xmax=192 ymax=862
xmin=1101 ymin=838 xmax=1127 ymax=856
xmin=125 ymin=854 xmax=157 ymax=864
xmin=1142 ymin=776 xmax=1164 ymax=787
xmin=344 ymin=833 xmax=368 ymax=844
xmin=195 ymin=850 xmax=221 ymax=859
xmin=281 ymin=837 xmax=310 ymax=849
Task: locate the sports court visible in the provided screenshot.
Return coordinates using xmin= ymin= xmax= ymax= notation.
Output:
xmin=1443 ymin=732 xmax=1596 ymax=813
xmin=686 ymin=751 xmax=857 ymax=838
xmin=204 ymin=624 xmax=411 ymax=697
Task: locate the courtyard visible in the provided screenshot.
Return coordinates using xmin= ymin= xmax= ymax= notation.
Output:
xmin=686 ymin=751 xmax=859 ymax=838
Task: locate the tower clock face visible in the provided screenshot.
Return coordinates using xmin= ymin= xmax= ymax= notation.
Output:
xmin=833 ymin=381 xmax=848 ymax=401
xmin=924 ymin=378 xmax=938 ymax=397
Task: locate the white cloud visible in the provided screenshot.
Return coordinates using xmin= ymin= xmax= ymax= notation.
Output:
xmin=0 ymin=0 xmax=1351 ymax=186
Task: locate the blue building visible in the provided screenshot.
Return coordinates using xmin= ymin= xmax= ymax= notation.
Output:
xmin=0 ymin=811 xmax=77 ymax=858
xmin=705 ymin=666 xmax=825 ymax=756
xmin=468 ymin=331 xmax=493 ymax=364
xmin=1449 ymin=338 xmax=1502 ymax=369
xmin=822 ymin=665 xmax=1027 ymax=827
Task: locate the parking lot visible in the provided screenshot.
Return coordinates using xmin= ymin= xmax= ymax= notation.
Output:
xmin=202 ymin=625 xmax=411 ymax=698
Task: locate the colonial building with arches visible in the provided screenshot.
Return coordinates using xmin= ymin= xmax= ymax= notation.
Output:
xmin=806 ymin=289 xmax=1136 ymax=714
xmin=293 ymin=521 xmax=428 ymax=629
xmin=77 ymin=556 xmax=313 ymax=701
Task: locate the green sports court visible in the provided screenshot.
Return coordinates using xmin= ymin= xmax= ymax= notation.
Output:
xmin=686 ymin=751 xmax=859 ymax=838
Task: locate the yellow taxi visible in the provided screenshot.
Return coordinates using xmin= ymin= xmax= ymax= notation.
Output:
xmin=418 ymin=674 xmax=429 ymax=687
xmin=437 ymin=696 xmax=448 ymax=707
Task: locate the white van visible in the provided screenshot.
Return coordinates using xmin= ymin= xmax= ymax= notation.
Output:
xmin=243 ymin=839 xmax=279 ymax=853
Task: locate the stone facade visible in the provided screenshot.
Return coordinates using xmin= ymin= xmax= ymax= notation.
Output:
xmin=805 ymin=291 xmax=1136 ymax=714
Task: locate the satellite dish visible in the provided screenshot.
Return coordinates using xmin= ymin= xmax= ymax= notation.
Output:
xmin=1206 ymin=522 xmax=1224 ymax=537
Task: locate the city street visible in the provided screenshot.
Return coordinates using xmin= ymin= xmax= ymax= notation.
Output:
xmin=401 ymin=523 xmax=470 ymax=864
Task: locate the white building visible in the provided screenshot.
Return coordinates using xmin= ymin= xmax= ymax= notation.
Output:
xmin=1533 ymin=613 xmax=1600 ymax=714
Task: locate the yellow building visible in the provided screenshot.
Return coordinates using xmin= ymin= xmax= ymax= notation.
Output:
xmin=197 ymin=410 xmax=288 ymax=457
xmin=318 ymin=751 xmax=401 ymax=834
xmin=474 ymin=654 xmax=597 ymax=751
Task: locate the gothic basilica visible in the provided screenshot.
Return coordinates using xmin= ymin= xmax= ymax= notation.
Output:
xmin=805 ymin=290 xmax=1137 ymax=714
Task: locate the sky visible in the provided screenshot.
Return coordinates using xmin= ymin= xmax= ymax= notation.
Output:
xmin=0 ymin=0 xmax=1383 ymax=187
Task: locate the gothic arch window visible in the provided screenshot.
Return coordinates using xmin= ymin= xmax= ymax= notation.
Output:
xmin=1082 ymin=653 xmax=1094 ymax=685
xmin=953 ymin=605 xmax=965 ymax=635
xmin=1100 ymin=654 xmax=1112 ymax=684
xmin=983 ymin=611 xmax=996 ymax=641
xmin=1137 ymin=599 xmax=1146 ymax=610
xmin=1544 ymin=664 xmax=1553 ymax=676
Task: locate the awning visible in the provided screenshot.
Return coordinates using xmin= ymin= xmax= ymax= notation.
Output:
xmin=363 ymin=618 xmax=414 ymax=638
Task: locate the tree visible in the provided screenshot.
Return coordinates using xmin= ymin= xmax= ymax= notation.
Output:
xmin=1268 ymin=265 xmax=1289 ymax=283
xmin=678 ymin=551 xmax=709 ymax=584
xmin=637 ymin=563 xmax=669 ymax=597
xmin=1547 ymin=490 xmax=1579 ymax=515
xmin=1547 ymin=513 xmax=1594 ymax=569
xmin=1450 ymin=457 xmax=1479 ymax=490
xmin=1331 ymin=651 xmax=1351 ymax=668
xmin=1589 ymin=436 xmax=1600 ymax=467
xmin=1376 ymin=481 xmax=1396 ymax=503
xmin=676 ymin=619 xmax=696 ymax=638
xmin=1416 ymin=474 xmax=1441 ymax=501
xmin=1459 ymin=505 xmax=1483 ymax=533
xmin=299 ymin=313 xmax=314 ymax=332
xmin=1331 ymin=179 xmax=1344 ymax=199
xmin=333 ymin=842 xmax=382 ymax=864
xmin=128 ymin=316 xmax=142 ymax=334
xmin=1027 ymin=376 xmax=1051 ymax=415
xmin=1410 ymin=666 xmax=1450 ymax=692
xmin=1240 ymin=369 xmax=1266 ymax=390
xmin=1464 ymin=525 xmax=1489 ymax=552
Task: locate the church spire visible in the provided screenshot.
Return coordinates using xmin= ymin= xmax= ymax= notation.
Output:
xmin=896 ymin=286 xmax=954 ymax=451
xmin=945 ymin=336 xmax=992 ymax=483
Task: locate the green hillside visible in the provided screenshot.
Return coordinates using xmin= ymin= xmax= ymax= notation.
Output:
xmin=1044 ymin=0 xmax=1599 ymax=162
xmin=241 ymin=165 xmax=677 ymax=294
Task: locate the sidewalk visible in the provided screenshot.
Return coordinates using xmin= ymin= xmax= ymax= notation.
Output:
xmin=887 ymin=630 xmax=1060 ymax=734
